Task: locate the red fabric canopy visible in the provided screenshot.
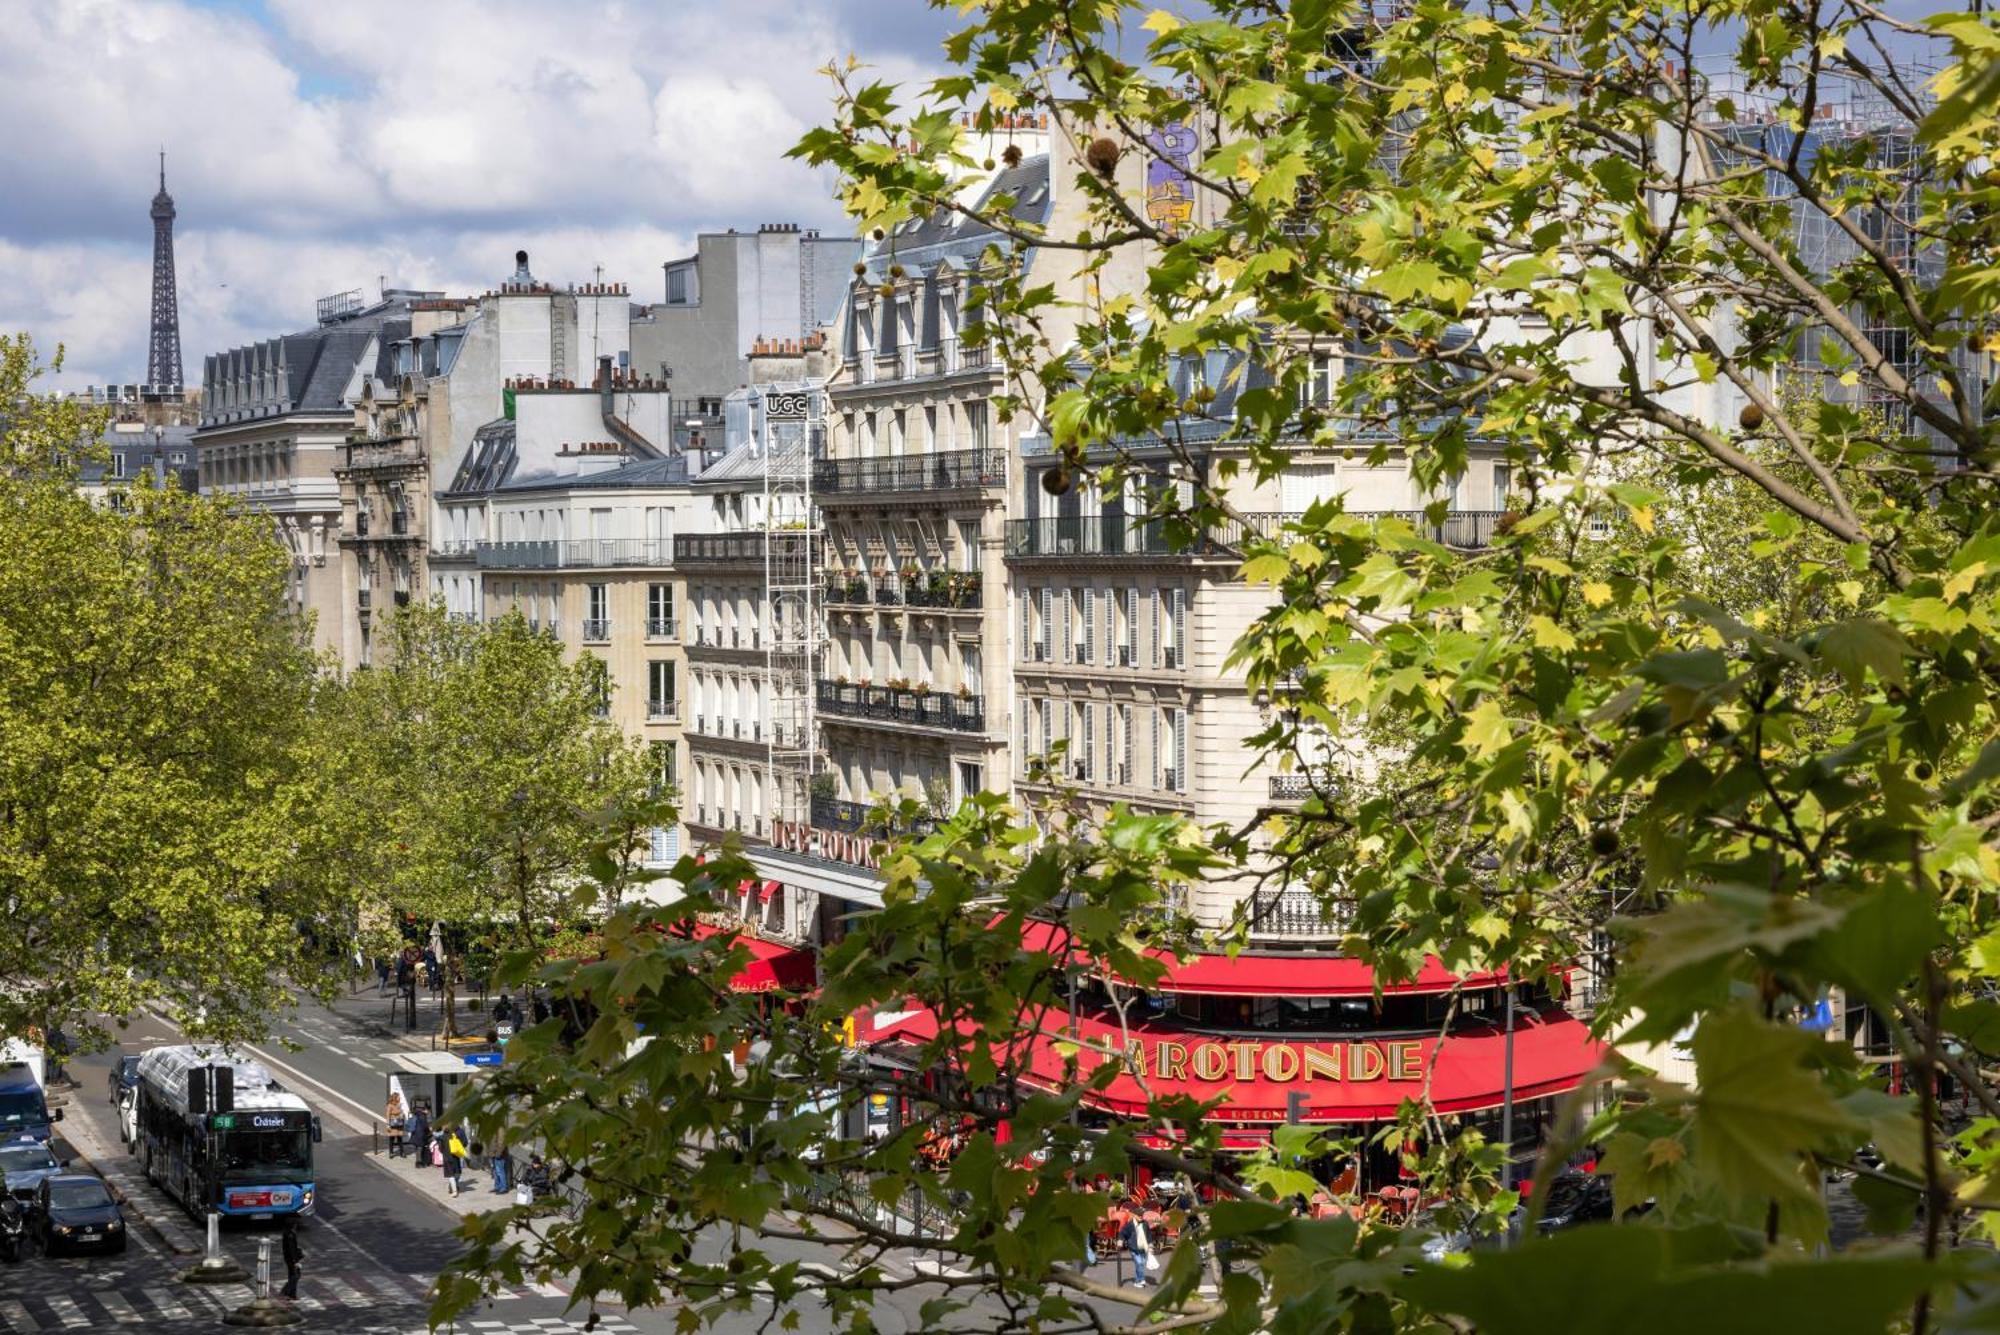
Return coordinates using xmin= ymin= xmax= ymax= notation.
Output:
xmin=877 ymin=1004 xmax=1603 ymax=1124
xmin=757 ymin=880 xmax=781 ymax=903
xmin=689 ymin=922 xmax=816 ymax=994
xmin=1012 ymin=920 xmax=1506 ymax=998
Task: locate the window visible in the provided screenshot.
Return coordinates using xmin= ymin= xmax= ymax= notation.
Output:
xmin=584 ymin=583 xmax=609 ymax=640
xmin=648 ymin=661 xmax=677 ymax=719
xmin=109 ymin=453 xmax=125 ymax=479
xmin=957 ymin=520 xmax=979 ymax=572
xmin=961 ymin=645 xmax=983 ymax=697
xmin=1493 ymin=462 xmax=1513 ymax=507
xmin=966 ymin=401 xmax=989 ymax=450
xmin=1160 ymin=588 xmax=1187 ymax=669
xmin=1301 ymin=351 xmax=1339 ymax=407
xmin=648 ymin=583 xmax=675 ymax=637
xmin=1076 ymin=702 xmax=1094 ymax=781
xmin=648 ymin=741 xmax=677 ymax=796
xmin=956 ymin=760 xmax=982 ymax=807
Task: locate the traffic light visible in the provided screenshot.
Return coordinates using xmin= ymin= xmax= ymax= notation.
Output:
xmin=213 ymin=1064 xmax=235 ymax=1114
xmin=187 ymin=1069 xmax=209 ymax=1115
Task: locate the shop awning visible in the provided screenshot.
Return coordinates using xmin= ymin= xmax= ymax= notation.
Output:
xmin=875 ymin=1004 xmax=1603 ymax=1124
xmin=1012 ymin=920 xmax=1506 ymax=998
xmin=689 ymin=922 xmax=817 ymax=994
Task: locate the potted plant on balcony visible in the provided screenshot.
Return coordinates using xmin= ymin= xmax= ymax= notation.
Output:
xmin=955 ymin=682 xmax=974 ymax=701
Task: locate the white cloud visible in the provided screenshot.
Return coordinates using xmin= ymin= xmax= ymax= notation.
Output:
xmin=0 ymin=0 xmax=949 ymax=390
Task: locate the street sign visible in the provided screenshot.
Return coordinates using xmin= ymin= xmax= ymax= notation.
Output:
xmin=462 ymin=1051 xmax=503 ymax=1068
xmin=211 ymin=1114 xmax=236 ymax=1130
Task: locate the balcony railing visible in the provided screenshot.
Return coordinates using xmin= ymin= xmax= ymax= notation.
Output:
xmin=1248 ymin=889 xmax=1349 ymax=940
xmin=813 ymin=447 xmax=1007 ymax=496
xmin=477 ymin=539 xmax=673 ymax=570
xmin=673 ymin=532 xmax=767 ymax=564
xmin=1005 ymin=510 xmax=1504 ymax=558
xmin=824 ymin=577 xmax=871 ymax=606
xmin=648 ymin=698 xmax=680 ymax=722
xmin=904 ymin=571 xmax=982 ymax=610
xmin=581 ymin=618 xmax=611 ymax=642
xmin=646 ymin=617 xmax=678 ymax=640
xmin=810 ymin=794 xmax=937 ymax=838
xmin=430 ymin=539 xmax=478 ymax=559
xmin=1268 ymin=771 xmax=1341 ymax=802
xmin=339 ymin=439 xmax=424 ymax=473
xmin=816 ymin=681 xmax=985 ymax=733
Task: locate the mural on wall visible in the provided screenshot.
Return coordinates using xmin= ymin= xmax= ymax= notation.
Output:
xmin=1145 ymin=124 xmax=1197 ymax=233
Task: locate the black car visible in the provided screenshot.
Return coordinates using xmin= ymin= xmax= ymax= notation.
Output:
xmin=1535 ymin=1170 xmax=1648 ymax=1233
xmin=34 ymin=1174 xmax=125 ymax=1255
xmin=106 ymin=1055 xmax=140 ymax=1107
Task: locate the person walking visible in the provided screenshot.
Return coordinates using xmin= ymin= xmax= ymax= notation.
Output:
xmin=441 ymin=1127 xmax=465 ymax=1196
xmin=384 ymin=1092 xmax=407 ymax=1158
xmin=409 ymin=1103 xmax=432 ymax=1170
xmin=1120 ymin=1210 xmax=1153 ymax=1288
xmin=280 ymin=1220 xmax=303 ymax=1300
xmin=375 ymin=956 xmax=391 ymax=995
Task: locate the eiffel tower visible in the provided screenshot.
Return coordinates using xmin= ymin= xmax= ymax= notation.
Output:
xmin=147 ymin=151 xmax=183 ymax=394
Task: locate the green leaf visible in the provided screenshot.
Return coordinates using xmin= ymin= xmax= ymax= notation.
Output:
xmin=1817 ymin=619 xmax=1910 ymax=689
xmin=1690 ymin=1005 xmax=1860 ymax=1216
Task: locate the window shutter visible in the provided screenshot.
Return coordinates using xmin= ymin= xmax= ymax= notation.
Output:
xmin=1150 ymin=588 xmax=1161 ymax=667
xmin=1040 ymin=699 xmax=1051 ymax=756
xmin=1151 ymin=709 xmax=1161 ymax=789
xmin=1038 ymin=587 xmax=1051 ymax=662
xmin=1021 ymin=701 xmax=1031 ymax=773
xmin=1082 ymin=589 xmax=1095 ymax=665
xmin=1171 ymin=588 xmax=1187 ymax=668
xmin=1126 ymin=587 xmax=1139 ymax=665
xmin=1174 ymin=708 xmax=1188 ymax=792
xmin=1081 ymin=703 xmax=1094 ymax=780
xmin=1060 ymin=588 xmax=1073 ymax=663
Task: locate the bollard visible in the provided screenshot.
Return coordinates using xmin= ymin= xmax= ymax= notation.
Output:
xmin=221 ymin=1230 xmax=302 ymax=1326
xmin=181 ymin=1209 xmax=249 ymax=1284
xmin=256 ymin=1236 xmax=273 ymax=1300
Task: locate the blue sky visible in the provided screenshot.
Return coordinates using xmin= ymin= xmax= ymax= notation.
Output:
xmin=0 ymin=0 xmax=957 ymax=390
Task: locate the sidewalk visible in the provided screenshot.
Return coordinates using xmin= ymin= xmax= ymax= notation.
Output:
xmin=363 ymin=1140 xmax=524 ymax=1222
xmin=313 ymin=976 xmax=505 ymax=1053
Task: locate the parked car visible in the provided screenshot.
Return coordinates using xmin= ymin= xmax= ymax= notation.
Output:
xmin=0 ymin=1064 xmax=59 ymax=1143
xmin=106 ymin=1055 xmax=140 ymax=1107
xmin=0 ymin=1138 xmax=66 ymax=1202
xmin=1535 ymin=1170 xmax=1650 ymax=1233
xmin=33 ymin=1174 xmax=126 ymax=1255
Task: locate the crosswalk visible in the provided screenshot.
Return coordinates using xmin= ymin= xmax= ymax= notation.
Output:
xmin=0 ymin=1273 xmax=642 ymax=1333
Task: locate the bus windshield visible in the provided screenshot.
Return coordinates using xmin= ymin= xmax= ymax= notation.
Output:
xmin=0 ymin=1091 xmax=46 ymax=1126
xmin=216 ymin=1127 xmax=312 ymax=1185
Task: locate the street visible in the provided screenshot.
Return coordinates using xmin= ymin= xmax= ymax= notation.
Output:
xmin=0 ymin=987 xmax=1071 ymax=1334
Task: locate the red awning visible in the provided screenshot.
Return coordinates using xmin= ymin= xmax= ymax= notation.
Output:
xmin=876 ymin=1004 xmax=1603 ymax=1124
xmin=689 ymin=922 xmax=817 ymax=994
xmin=1012 ymin=920 xmax=1506 ymax=997
xmin=757 ymin=880 xmax=781 ymax=903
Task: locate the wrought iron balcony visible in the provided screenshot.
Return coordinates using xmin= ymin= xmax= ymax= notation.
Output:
xmin=1005 ymin=510 xmax=1503 ymax=558
xmin=477 ymin=539 xmax=672 ymax=570
xmin=823 ymin=577 xmax=871 ymax=606
xmin=1268 ymin=771 xmax=1341 ymax=802
xmin=904 ymin=571 xmax=982 ymax=610
xmin=581 ymin=618 xmax=611 ymax=642
xmin=816 ymin=681 xmax=985 ymax=733
xmin=646 ymin=617 xmax=678 ymax=640
xmin=673 ymin=532 xmax=767 ymax=564
xmin=648 ymin=698 xmax=680 ymax=722
xmin=813 ymin=447 xmax=1007 ymax=496
xmin=810 ymin=794 xmax=935 ymax=837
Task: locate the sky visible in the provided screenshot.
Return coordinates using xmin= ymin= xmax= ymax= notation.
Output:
xmin=0 ymin=0 xmax=957 ymax=391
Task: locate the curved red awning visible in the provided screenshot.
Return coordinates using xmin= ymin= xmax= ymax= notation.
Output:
xmin=1012 ymin=920 xmax=1506 ymax=998
xmin=878 ymin=1005 xmax=1603 ymax=1124
xmin=689 ymin=922 xmax=816 ymax=994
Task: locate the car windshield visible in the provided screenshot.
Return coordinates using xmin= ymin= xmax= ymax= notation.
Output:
xmin=116 ymin=1057 xmax=140 ymax=1080
xmin=217 ymin=1128 xmax=312 ymax=1185
xmin=48 ymin=1180 xmax=111 ymax=1211
xmin=0 ymin=1091 xmax=44 ymax=1125
xmin=0 ymin=1144 xmax=55 ymax=1174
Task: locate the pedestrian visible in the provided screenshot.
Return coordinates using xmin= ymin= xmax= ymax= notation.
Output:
xmin=384 ymin=1092 xmax=407 ymax=1158
xmin=490 ymin=1139 xmax=511 ymax=1194
xmin=375 ymin=956 xmax=391 ymax=995
xmin=530 ymin=991 xmax=549 ymax=1026
xmin=441 ymin=1127 xmax=466 ymax=1197
xmin=1119 ymin=1211 xmax=1153 ymax=1287
xmin=410 ymin=1103 xmax=432 ymax=1170
xmin=280 ymin=1220 xmax=303 ymax=1300
xmin=522 ymin=1153 xmax=552 ymax=1199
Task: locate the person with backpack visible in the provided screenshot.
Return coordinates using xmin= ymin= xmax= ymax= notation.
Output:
xmin=409 ymin=1103 xmax=432 ymax=1171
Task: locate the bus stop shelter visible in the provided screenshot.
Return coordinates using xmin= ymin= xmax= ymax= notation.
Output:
xmin=383 ymin=1049 xmax=500 ymax=1120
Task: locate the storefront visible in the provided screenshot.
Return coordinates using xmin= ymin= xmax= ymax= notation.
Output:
xmin=866 ymin=918 xmax=1605 ymax=1189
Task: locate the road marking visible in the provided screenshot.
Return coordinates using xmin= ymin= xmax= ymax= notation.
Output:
xmin=349 ymin=1055 xmax=374 ymax=1068
xmin=93 ymin=1291 xmax=145 ymax=1325
xmin=322 ymin=1043 xmax=348 ymax=1055
xmin=322 ymin=1276 xmax=375 ymax=1307
xmin=141 ymin=1286 xmax=193 ymax=1319
xmin=0 ymin=1300 xmax=32 ymax=1332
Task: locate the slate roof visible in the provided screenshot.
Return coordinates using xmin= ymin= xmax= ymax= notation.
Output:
xmin=859 ymin=155 xmax=1053 ymax=282
xmin=73 ymin=422 xmax=200 ymax=490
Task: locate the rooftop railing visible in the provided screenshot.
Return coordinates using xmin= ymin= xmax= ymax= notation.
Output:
xmin=476 ymin=539 xmax=673 ymax=569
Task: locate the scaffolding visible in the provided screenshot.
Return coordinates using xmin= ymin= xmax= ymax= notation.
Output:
xmin=760 ymin=382 xmax=824 ymax=842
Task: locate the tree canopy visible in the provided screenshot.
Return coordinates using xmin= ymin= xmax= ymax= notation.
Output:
xmin=0 ymin=334 xmax=339 ymax=1050
xmin=440 ymin=3 xmax=2000 ymax=1331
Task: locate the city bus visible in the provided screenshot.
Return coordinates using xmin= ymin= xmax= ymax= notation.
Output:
xmin=132 ymin=1046 xmax=320 ymax=1220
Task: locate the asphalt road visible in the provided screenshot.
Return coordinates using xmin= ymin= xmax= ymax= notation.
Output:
xmin=1 ymin=991 xmax=1123 ymax=1334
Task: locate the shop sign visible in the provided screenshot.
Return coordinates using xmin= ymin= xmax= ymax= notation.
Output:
xmin=772 ymin=817 xmax=881 ymax=870
xmin=1086 ymin=1036 xmax=1427 ymax=1089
